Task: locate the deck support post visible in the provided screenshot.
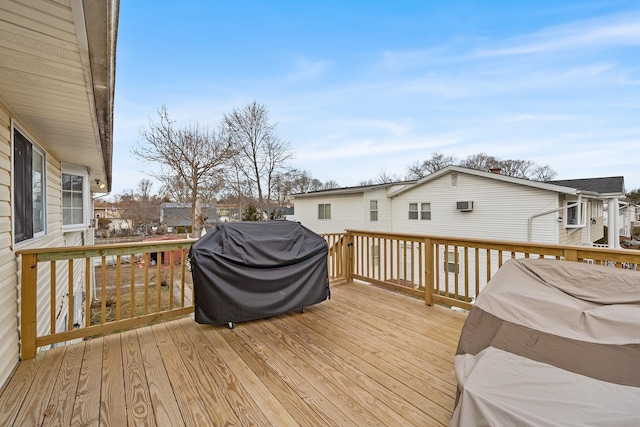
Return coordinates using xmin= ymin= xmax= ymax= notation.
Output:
xmin=20 ymin=253 xmax=38 ymax=360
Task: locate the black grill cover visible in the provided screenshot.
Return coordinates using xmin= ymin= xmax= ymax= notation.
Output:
xmin=189 ymin=221 xmax=330 ymax=325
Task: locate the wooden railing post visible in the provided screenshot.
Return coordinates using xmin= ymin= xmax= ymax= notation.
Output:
xmin=563 ymin=248 xmax=578 ymax=262
xmin=424 ymin=238 xmax=434 ymax=306
xmin=346 ymin=231 xmax=354 ymax=282
xmin=20 ymin=253 xmax=38 ymax=360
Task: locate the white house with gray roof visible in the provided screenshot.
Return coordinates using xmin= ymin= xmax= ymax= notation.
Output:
xmin=293 ymin=166 xmax=626 ymax=248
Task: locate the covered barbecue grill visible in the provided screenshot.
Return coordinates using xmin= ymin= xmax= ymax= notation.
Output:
xmin=189 ymin=221 xmax=330 ymax=327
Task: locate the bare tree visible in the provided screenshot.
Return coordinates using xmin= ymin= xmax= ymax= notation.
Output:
xmin=222 ymin=101 xmax=292 ymax=218
xmin=458 ymin=153 xmax=500 ymax=171
xmin=115 ymin=180 xmax=164 ymax=234
xmin=406 ymin=151 xmax=456 ymax=179
xmin=531 ymin=165 xmax=558 ymax=182
xmin=322 ymin=180 xmax=340 ymax=190
xmin=133 ymin=106 xmax=235 ymax=237
xmin=374 ymin=169 xmax=403 ymax=184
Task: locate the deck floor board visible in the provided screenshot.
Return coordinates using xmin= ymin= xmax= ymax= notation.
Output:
xmin=0 ymin=281 xmax=466 ymax=426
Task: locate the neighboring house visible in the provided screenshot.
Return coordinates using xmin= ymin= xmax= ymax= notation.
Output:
xmin=160 ymin=202 xmax=217 ymax=233
xmin=215 ymin=202 xmax=241 ymax=222
xmin=93 ymin=201 xmax=131 ymax=235
xmin=0 ymin=1 xmax=117 ymax=389
xmin=293 ymin=166 xmax=625 ymax=248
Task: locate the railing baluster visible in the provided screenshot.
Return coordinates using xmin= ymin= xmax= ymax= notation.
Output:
xmin=68 ymin=259 xmax=74 ymax=332
xmin=130 ymin=254 xmax=136 ymax=318
xmin=144 ymin=254 xmax=149 ymax=315
xmin=50 ymin=261 xmax=56 ymax=335
xmin=156 ymin=251 xmax=162 ymax=312
xmin=116 ymin=255 xmax=121 ymax=320
xmin=101 ymin=256 xmax=107 ymax=324
xmin=85 ymin=257 xmax=91 ymax=327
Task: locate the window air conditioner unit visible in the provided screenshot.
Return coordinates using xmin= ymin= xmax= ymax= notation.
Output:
xmin=456 ymin=201 xmax=474 ymax=212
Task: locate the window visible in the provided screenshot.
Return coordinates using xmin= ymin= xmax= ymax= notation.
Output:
xmin=370 ymin=200 xmax=378 ymax=221
xmin=565 ymin=200 xmax=586 ymax=228
xmin=451 ymin=173 xmax=457 ymax=187
xmin=408 ymin=203 xmax=418 ymax=220
xmin=318 ymin=203 xmax=331 ymax=220
xmin=62 ymin=164 xmax=89 ymax=230
xmin=420 ymin=203 xmax=431 ymax=220
xmin=13 ymin=128 xmax=46 ymax=244
xmin=409 ymin=202 xmax=431 ymax=220
xmin=447 ymin=251 xmax=458 ymax=273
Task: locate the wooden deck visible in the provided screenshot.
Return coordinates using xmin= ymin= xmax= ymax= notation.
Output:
xmin=0 ymin=281 xmax=467 ymax=426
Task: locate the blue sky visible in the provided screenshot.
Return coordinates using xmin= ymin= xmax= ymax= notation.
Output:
xmin=112 ymin=1 xmax=640 ymax=196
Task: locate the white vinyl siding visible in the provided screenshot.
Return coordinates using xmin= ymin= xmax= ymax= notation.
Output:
xmin=295 ymin=187 xmax=396 ymax=234
xmin=391 ymin=172 xmax=559 ymax=243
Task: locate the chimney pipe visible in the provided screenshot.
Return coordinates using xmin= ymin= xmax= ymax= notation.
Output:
xmin=489 ymin=167 xmax=501 ymax=174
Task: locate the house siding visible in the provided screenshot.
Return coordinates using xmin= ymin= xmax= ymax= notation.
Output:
xmin=390 ymin=172 xmax=559 ymax=243
xmin=364 ymin=188 xmax=394 ymax=232
xmin=0 ymin=105 xmax=94 ymax=389
xmin=0 ymin=105 xmax=17 ymax=388
xmin=295 ymin=193 xmax=367 ymax=234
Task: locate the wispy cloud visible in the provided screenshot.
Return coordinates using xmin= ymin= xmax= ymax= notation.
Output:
xmin=475 ymin=13 xmax=640 ymax=57
xmin=281 ymin=58 xmax=333 ymax=83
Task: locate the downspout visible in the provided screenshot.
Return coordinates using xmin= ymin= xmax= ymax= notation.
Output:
xmin=528 ymin=201 xmax=579 ymax=242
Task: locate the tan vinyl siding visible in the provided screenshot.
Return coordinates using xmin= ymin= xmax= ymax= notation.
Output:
xmin=0 ymin=105 xmax=17 ymax=388
xmin=1 ymin=104 xmax=93 ymax=388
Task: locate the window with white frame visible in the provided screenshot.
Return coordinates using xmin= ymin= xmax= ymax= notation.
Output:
xmin=421 ymin=203 xmax=431 ymax=220
xmin=318 ymin=203 xmax=331 ymax=220
xmin=62 ymin=165 xmax=89 ymax=230
xmin=565 ymin=200 xmax=586 ymax=228
xmin=13 ymin=128 xmax=46 ymax=244
xmin=370 ymin=200 xmax=378 ymax=221
xmin=408 ymin=203 xmax=418 ymax=220
xmin=451 ymin=173 xmax=457 ymax=187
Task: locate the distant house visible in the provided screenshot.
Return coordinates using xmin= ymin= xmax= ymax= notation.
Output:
xmin=93 ymin=201 xmax=131 ymax=235
xmin=0 ymin=2 xmax=117 ymax=389
xmin=215 ymin=203 xmax=241 ymax=222
xmin=160 ymin=202 xmax=217 ymax=233
xmin=293 ymin=166 xmax=626 ymax=248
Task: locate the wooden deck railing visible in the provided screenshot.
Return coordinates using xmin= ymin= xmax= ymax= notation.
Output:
xmin=18 ymin=239 xmax=196 ymax=360
xmin=18 ymin=229 xmax=640 ymax=360
xmin=327 ymin=230 xmax=640 ymax=310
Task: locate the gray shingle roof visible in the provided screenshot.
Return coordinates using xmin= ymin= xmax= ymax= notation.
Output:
xmin=161 ymin=203 xmax=217 ymax=227
xmin=548 ymin=176 xmax=625 ymax=195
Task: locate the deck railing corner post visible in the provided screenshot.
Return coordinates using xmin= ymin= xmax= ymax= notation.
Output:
xmin=20 ymin=252 xmax=38 ymax=360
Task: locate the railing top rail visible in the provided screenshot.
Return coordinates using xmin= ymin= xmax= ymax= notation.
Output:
xmin=344 ymin=229 xmax=634 ymax=256
xmin=17 ymin=238 xmax=197 ymax=262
